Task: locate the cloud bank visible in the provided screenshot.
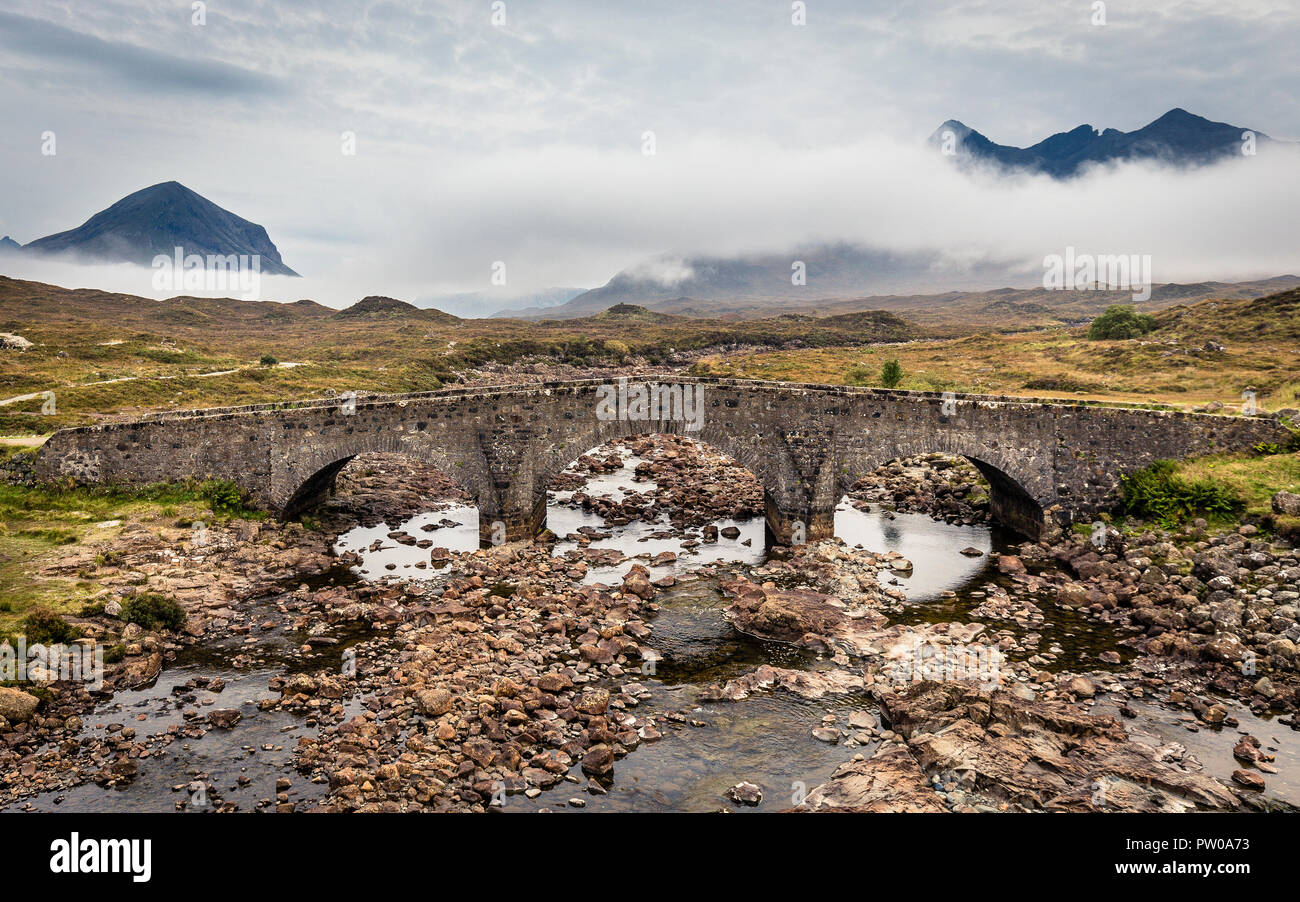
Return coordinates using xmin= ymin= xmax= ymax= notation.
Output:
xmin=0 ymin=1 xmax=1295 ymax=310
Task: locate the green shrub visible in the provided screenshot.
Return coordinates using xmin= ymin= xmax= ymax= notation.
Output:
xmin=604 ymin=339 xmax=630 ymax=360
xmin=119 ymin=592 xmax=187 ymax=632
xmin=1120 ymin=460 xmax=1244 ymax=525
xmin=880 ymin=358 xmax=903 ymax=389
xmin=1087 ymin=305 xmax=1156 ymax=340
xmin=202 ymin=480 xmax=255 ymax=517
xmin=259 ymin=353 xmax=279 ymax=366
xmin=21 ymin=609 xmax=78 ymax=645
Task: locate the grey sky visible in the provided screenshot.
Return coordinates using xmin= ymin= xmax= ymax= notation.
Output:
xmin=0 ymin=0 xmax=1296 ymax=308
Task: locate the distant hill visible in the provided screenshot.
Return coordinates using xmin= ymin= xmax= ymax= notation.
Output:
xmin=20 ymin=181 xmax=300 ymax=276
xmin=587 ymin=303 xmax=682 ymax=324
xmin=0 ymin=275 xmax=331 ymax=338
xmin=0 ymin=236 xmax=19 ymax=251
xmin=1154 ymin=286 xmax=1300 ymax=345
xmin=500 ymin=261 xmax=1300 ymax=327
xmin=805 ymin=276 xmax=1300 ymax=332
xmin=334 ymin=295 xmax=458 ymax=323
xmin=929 ymin=108 xmax=1281 ymax=178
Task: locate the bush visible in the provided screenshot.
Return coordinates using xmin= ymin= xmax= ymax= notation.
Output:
xmin=1087 ymin=305 xmax=1156 ymax=340
xmin=880 ymin=358 xmax=903 ymax=389
xmin=119 ymin=592 xmax=187 ymax=632
xmin=202 ymin=480 xmax=254 ymax=517
xmin=1120 ymin=460 xmax=1244 ymax=525
xmin=22 ymin=609 xmax=78 ymax=645
xmin=604 ymin=340 xmax=630 ymax=360
xmin=259 ymin=353 xmax=278 ymax=366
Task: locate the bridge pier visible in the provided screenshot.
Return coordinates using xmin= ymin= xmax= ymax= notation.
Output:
xmin=479 ymin=493 xmax=547 ymax=546
xmin=764 ymin=495 xmax=836 ymax=546
xmin=965 ymin=458 xmax=1050 ymax=540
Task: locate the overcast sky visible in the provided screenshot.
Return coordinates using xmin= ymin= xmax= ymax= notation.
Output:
xmin=0 ymin=0 xmax=1297 ymax=309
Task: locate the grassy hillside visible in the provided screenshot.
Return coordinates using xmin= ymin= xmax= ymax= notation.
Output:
xmin=0 ymin=277 xmax=913 ymax=431
xmin=697 ymin=286 xmax=1300 ymax=413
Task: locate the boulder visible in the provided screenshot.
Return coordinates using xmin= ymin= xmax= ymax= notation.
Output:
xmin=415 ymin=688 xmax=455 ymax=717
xmin=1272 ymin=491 xmax=1300 ymax=517
xmin=0 ymin=686 xmax=40 ymax=724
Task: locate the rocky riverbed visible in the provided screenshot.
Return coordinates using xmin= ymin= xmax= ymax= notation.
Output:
xmin=2 ymin=442 xmax=1297 ymax=812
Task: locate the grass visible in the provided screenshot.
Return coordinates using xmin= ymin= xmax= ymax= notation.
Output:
xmin=1120 ymin=460 xmax=1245 ymax=527
xmin=695 ymin=324 xmax=1300 ymax=413
xmin=0 ymin=276 xmax=910 ymax=433
xmin=1176 ymin=451 xmax=1300 ymax=519
xmin=0 ymin=478 xmax=259 ymax=633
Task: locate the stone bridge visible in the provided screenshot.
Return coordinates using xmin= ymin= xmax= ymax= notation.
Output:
xmin=31 ymin=377 xmax=1287 ymax=543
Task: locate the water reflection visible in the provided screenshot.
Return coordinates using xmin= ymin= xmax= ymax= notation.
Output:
xmin=334 ymin=505 xmax=479 ymax=578
xmin=833 ymin=502 xmax=991 ymax=602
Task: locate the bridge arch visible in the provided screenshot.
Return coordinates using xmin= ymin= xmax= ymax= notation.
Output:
xmin=273 ymin=431 xmax=493 ymax=523
xmin=835 ymin=450 xmax=1045 ymax=538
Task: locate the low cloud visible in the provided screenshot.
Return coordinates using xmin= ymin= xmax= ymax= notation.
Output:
xmin=5 ymin=136 xmax=1297 ymax=311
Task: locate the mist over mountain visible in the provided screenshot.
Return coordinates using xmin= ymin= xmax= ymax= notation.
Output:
xmin=18 ymin=181 xmax=299 ymax=276
xmin=509 ymin=245 xmax=1030 ymax=318
xmin=421 ymin=286 xmax=586 ymax=319
xmin=929 ymin=108 xmax=1276 ymax=178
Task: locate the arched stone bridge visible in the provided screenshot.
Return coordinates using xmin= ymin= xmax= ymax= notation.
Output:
xmin=32 ymin=377 xmax=1287 ymax=543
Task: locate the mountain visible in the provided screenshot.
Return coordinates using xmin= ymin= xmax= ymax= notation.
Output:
xmin=502 ymin=271 xmax=1300 ymax=327
xmin=0 ymin=236 xmax=20 ymax=251
xmin=20 ymin=181 xmax=299 ymax=276
xmin=929 ymin=108 xmax=1277 ymax=177
xmin=508 ymin=245 xmax=1030 ymax=319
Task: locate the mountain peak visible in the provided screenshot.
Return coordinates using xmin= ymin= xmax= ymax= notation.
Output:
xmin=1152 ymin=107 xmax=1199 ymax=123
xmin=20 ymin=182 xmax=299 ymax=276
xmin=933 ymin=108 xmax=1276 ymax=177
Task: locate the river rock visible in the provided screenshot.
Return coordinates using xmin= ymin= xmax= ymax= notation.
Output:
xmin=726 ymin=781 xmax=763 ymax=806
xmin=207 ymin=709 xmax=242 ymax=729
xmin=878 ymin=681 xmax=1240 ymax=812
xmin=798 ymin=746 xmax=947 ymax=812
xmin=581 ymin=744 xmax=615 ymax=776
xmin=415 ymin=688 xmax=455 ymax=717
xmin=0 ymin=687 xmax=40 ymax=725
xmin=1231 ymin=769 xmax=1265 ymax=790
